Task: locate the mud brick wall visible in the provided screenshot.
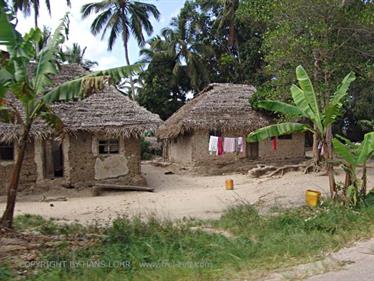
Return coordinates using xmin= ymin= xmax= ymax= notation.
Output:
xmin=67 ymin=132 xmax=96 ymax=186
xmin=0 ymin=141 xmax=37 ymax=195
xmin=168 ymin=135 xmax=193 ymax=163
xmin=258 ymin=133 xmax=305 ymax=160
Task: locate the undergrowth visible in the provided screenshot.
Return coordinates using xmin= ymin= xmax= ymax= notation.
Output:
xmin=4 ymin=201 xmax=374 ymax=281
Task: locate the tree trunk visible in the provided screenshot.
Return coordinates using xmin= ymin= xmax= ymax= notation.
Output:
xmin=324 ymin=127 xmax=336 ymax=198
xmin=228 ymin=22 xmax=236 ymax=48
xmin=312 ymin=130 xmax=320 ymax=165
xmin=360 ymin=163 xmax=367 ymax=197
xmin=34 ymin=8 xmax=40 ymax=55
xmin=123 ymin=38 xmax=135 ymax=100
xmin=0 ymin=124 xmax=31 ymax=228
xmin=344 ymin=169 xmax=351 ymax=188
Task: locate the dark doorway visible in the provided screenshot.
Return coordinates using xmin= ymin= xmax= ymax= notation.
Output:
xmin=44 ymin=140 xmax=64 ymax=178
xmin=248 ymin=142 xmax=259 ymax=160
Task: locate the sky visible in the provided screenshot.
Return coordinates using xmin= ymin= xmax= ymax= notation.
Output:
xmin=15 ymin=0 xmax=186 ymax=70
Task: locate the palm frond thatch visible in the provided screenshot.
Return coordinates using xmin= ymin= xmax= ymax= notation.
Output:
xmin=0 ymin=64 xmax=161 ymax=142
xmin=156 ymin=83 xmax=272 ymax=139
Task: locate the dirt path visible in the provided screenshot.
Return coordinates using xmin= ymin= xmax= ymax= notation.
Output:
xmin=263 ymin=238 xmax=374 ymax=281
xmin=1 ymin=164 xmax=373 ymax=225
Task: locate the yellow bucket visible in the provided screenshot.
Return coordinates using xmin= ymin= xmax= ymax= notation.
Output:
xmin=305 ymin=189 xmax=321 ymax=207
xmin=225 ymin=179 xmax=234 ymax=190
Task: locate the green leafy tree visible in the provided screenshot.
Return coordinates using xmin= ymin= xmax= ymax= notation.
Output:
xmin=247 ymin=65 xmax=355 ymax=198
xmin=257 ymin=0 xmax=374 ymax=141
xmin=81 ymin=0 xmax=160 ymax=100
xmin=0 ymin=8 xmax=135 ymax=228
xmin=137 ymin=50 xmax=190 ymax=120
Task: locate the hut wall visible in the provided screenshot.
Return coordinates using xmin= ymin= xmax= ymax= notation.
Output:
xmin=191 ymin=130 xmax=247 ymax=162
xmin=119 ymin=136 xmax=146 ymax=186
xmin=168 ymin=135 xmax=193 ymax=163
xmin=258 ymin=132 xmax=305 ymax=160
xmin=0 ymin=141 xmax=37 ymax=195
xmin=67 ymin=132 xmax=96 ymax=186
xmin=166 ymin=130 xmax=305 ymax=165
xmin=90 ymin=134 xmax=145 ymax=186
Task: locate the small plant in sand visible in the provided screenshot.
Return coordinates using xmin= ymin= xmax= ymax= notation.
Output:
xmin=333 ymin=132 xmax=374 ymax=206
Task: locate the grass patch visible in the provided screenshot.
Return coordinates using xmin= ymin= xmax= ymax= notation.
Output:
xmin=7 ymin=203 xmax=374 ymax=281
xmin=14 ymin=214 xmax=100 ymax=236
xmin=0 ymin=265 xmax=12 ymax=281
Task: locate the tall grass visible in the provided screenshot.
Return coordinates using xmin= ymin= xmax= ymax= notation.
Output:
xmin=7 ymin=202 xmax=374 ymax=281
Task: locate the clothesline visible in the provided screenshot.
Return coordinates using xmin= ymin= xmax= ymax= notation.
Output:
xmin=208 ymin=136 xmax=244 ymax=156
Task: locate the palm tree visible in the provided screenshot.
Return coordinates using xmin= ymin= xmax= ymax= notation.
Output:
xmin=140 ymin=14 xmax=211 ymax=93
xmin=201 ymin=0 xmax=239 ymax=57
xmin=13 ymin=0 xmax=71 ymax=28
xmin=81 ymin=0 xmax=160 ymax=99
xmin=62 ymin=43 xmax=98 ymax=69
xmin=247 ymin=65 xmax=355 ymax=199
xmin=0 ymin=9 xmax=135 ymax=228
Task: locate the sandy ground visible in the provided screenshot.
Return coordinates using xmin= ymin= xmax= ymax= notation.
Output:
xmin=1 ymin=163 xmax=374 ymax=280
xmin=1 ymin=163 xmax=373 ymax=225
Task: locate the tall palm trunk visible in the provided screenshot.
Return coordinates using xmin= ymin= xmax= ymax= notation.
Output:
xmin=34 ymin=6 xmax=40 ymax=54
xmin=0 ymin=123 xmax=31 ymax=228
xmin=122 ymin=31 xmax=135 ymax=100
xmin=124 ymin=44 xmax=136 ymax=100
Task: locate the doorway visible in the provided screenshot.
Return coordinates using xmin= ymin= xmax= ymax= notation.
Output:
xmin=44 ymin=140 xmax=64 ymax=178
xmin=248 ymin=142 xmax=259 ymax=160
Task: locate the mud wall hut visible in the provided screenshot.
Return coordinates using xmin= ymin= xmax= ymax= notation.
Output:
xmin=156 ymin=83 xmax=305 ymax=166
xmin=0 ymin=64 xmax=161 ymax=194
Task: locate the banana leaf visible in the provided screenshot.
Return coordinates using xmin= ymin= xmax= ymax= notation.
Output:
xmin=247 ymin=122 xmax=309 ymax=143
xmin=295 ymin=65 xmax=322 ymax=129
xmin=256 ymin=100 xmax=304 ymax=118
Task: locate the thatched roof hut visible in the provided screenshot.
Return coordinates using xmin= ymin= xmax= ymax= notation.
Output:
xmin=51 ymin=86 xmax=161 ymax=137
xmin=157 ymin=83 xmax=305 ymax=167
xmin=0 ymin=64 xmax=161 ymax=142
xmin=156 ymin=83 xmax=272 ymax=139
xmin=0 ymin=64 xmax=162 ymax=192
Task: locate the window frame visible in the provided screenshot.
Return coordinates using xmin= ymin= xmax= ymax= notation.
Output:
xmin=98 ymin=139 xmax=120 ymax=155
xmin=278 ymin=134 xmax=293 ymax=140
xmin=0 ymin=142 xmax=15 ymax=161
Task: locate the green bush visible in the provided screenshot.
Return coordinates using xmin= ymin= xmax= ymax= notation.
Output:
xmin=140 ymin=138 xmax=152 ymax=160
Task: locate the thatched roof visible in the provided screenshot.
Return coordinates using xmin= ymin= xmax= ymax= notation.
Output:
xmin=0 ymin=64 xmax=161 ymax=142
xmin=156 ymin=83 xmax=272 ymax=139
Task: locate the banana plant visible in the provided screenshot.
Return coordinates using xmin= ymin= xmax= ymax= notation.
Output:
xmin=247 ymin=65 xmax=356 ymax=198
xmin=333 ymin=132 xmax=374 ymax=206
xmin=0 ymin=5 xmax=137 ymax=228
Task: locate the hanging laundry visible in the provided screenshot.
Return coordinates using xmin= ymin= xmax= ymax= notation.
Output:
xmin=271 ymin=137 xmax=277 ymax=151
xmin=224 ymin=137 xmax=236 ymax=153
xmin=209 ymin=136 xmax=219 ymax=155
xmin=218 ymin=137 xmax=223 ymax=156
xmin=237 ymin=137 xmax=244 ymax=153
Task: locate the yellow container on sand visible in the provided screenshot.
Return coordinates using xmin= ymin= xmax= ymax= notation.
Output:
xmin=225 ymin=179 xmax=234 ymax=190
xmin=305 ymin=189 xmax=321 ymax=207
